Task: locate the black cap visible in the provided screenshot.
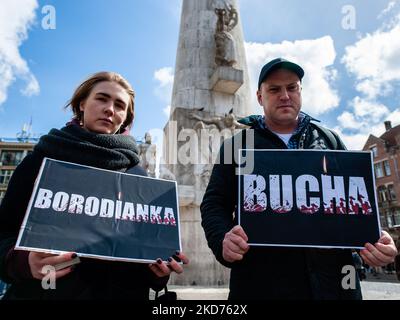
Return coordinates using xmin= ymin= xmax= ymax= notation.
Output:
xmin=258 ymin=58 xmax=304 ymax=89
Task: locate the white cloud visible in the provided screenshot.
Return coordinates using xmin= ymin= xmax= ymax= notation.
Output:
xmin=0 ymin=0 xmax=39 ymax=105
xmin=333 ymin=127 xmax=371 ymax=151
xmin=351 ymin=96 xmax=389 ymax=119
xmin=245 ymin=36 xmax=339 ymax=116
xmin=341 ymin=17 xmax=400 ymax=100
xmin=387 ymin=108 xmax=400 ymax=127
xmin=337 ymin=111 xmax=363 ymax=130
xmin=337 ymin=97 xmax=389 ymax=136
xmin=154 ymin=67 xmax=174 ymax=88
xmin=154 ymin=67 xmax=174 ymax=103
xmin=335 ymin=116 xmax=389 ymax=150
xmin=21 ymin=73 xmax=40 ymax=96
xmin=378 ymin=1 xmax=397 ymax=19
xmin=338 ymin=11 xmax=400 ymax=150
xmin=154 ymin=67 xmax=174 ymax=118
xmin=336 ymin=106 xmax=400 ymax=150
xmin=163 ymin=105 xmax=171 ymax=117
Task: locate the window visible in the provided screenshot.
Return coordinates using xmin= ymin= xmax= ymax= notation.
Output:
xmin=0 ymin=170 xmax=13 ymax=185
xmin=378 ymin=186 xmax=388 ymax=202
xmin=374 ymin=163 xmax=384 ymax=178
xmin=0 ymin=150 xmax=24 ymax=166
xmin=393 ymin=210 xmax=400 ymax=226
xmin=387 ymin=214 xmax=393 ymax=227
xmin=380 ymin=214 xmax=388 ymax=228
xmin=388 ymin=185 xmax=397 ymax=201
xmin=370 ymin=146 xmax=378 ymax=157
xmin=384 ymin=160 xmax=391 ymax=176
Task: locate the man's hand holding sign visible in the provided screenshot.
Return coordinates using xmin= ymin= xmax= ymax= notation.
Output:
xmin=223 ymin=227 xmax=397 ymax=268
xmin=222 ymin=226 xmax=249 ymax=263
xmin=360 ymin=230 xmax=397 ymax=268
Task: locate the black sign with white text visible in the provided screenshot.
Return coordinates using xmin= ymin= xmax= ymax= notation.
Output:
xmin=16 ymin=158 xmax=181 ymax=263
xmin=238 ymin=150 xmax=380 ymax=249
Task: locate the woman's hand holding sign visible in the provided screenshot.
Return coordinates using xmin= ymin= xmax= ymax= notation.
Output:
xmin=149 ymin=251 xmax=189 ymax=277
xmin=28 ymin=251 xmax=77 ymax=280
xmin=360 ymin=230 xmax=398 ymax=267
xmin=222 ymin=225 xmax=250 ymax=263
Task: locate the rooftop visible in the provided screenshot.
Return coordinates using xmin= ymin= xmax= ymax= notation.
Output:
xmin=0 ymin=137 xmax=39 ymax=143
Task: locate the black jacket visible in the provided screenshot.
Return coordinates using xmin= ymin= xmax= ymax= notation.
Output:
xmin=0 ymin=127 xmax=167 ymax=300
xmin=200 ymin=117 xmax=362 ymax=300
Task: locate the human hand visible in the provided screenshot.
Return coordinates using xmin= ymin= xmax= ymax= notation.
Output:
xmin=360 ymin=230 xmax=398 ymax=267
xmin=222 ymin=225 xmax=250 ymax=263
xmin=28 ymin=251 xmax=77 ymax=280
xmin=149 ymin=251 xmax=189 ymax=277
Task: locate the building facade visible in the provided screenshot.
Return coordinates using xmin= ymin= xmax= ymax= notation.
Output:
xmin=0 ymin=138 xmax=37 ymax=205
xmin=0 ymin=137 xmax=38 ymax=299
xmin=362 ymin=121 xmax=400 ymax=240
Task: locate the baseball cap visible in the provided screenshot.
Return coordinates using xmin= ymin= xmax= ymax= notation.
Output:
xmin=258 ymin=58 xmax=304 ymax=89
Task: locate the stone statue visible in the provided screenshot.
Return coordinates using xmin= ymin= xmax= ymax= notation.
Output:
xmin=159 ymin=163 xmax=176 ymax=181
xmin=189 ymin=110 xmax=249 ymax=180
xmin=214 ymin=3 xmax=238 ymax=67
xmin=138 ymin=132 xmax=156 ymax=178
xmin=199 ymin=163 xmax=213 ymax=190
xmin=189 ymin=110 xmax=248 ymax=131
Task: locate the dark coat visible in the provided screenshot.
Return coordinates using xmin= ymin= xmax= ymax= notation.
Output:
xmin=0 ymin=128 xmax=167 ymax=300
xmin=200 ymin=118 xmax=362 ymax=300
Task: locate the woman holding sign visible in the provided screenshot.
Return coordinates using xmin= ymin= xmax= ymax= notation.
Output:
xmin=0 ymin=72 xmax=188 ymax=299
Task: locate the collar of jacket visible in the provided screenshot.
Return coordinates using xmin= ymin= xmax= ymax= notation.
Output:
xmin=34 ymin=124 xmax=140 ymax=171
xmin=237 ymin=111 xmax=320 ymax=130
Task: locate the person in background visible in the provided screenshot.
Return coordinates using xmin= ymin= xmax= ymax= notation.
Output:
xmin=395 ymin=239 xmax=400 ymax=281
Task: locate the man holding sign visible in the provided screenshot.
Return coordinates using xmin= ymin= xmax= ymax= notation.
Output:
xmin=201 ymin=58 xmax=397 ymax=300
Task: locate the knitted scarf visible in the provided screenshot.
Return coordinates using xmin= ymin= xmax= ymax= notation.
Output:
xmin=34 ymin=125 xmax=140 ymax=171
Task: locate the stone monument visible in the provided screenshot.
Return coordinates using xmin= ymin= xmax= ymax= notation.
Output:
xmin=162 ymin=0 xmax=252 ymax=286
xmin=138 ymin=132 xmax=156 ymax=178
xmin=214 ymin=4 xmax=238 ymax=67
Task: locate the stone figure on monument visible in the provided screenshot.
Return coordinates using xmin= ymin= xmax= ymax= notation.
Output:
xmin=159 ymin=163 xmax=176 ymax=181
xmin=189 ymin=109 xmax=248 ymax=189
xmin=138 ymin=132 xmax=156 ymax=177
xmin=214 ymin=3 xmax=238 ymax=67
xmin=189 ymin=109 xmax=248 ymax=131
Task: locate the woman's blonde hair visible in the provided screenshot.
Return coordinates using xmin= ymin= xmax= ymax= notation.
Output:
xmin=65 ymin=72 xmax=135 ymax=132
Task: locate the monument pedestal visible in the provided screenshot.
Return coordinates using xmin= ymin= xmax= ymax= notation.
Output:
xmin=163 ymin=0 xmax=251 ymax=287
xmin=170 ymin=203 xmax=230 ymax=286
xmin=210 ymin=66 xmax=243 ymax=94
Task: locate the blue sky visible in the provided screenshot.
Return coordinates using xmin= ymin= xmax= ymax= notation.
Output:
xmin=1 ymin=0 xmax=400 ymax=150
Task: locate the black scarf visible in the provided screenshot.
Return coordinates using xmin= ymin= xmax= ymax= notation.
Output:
xmin=34 ymin=125 xmax=140 ymax=171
